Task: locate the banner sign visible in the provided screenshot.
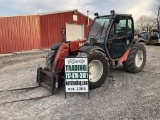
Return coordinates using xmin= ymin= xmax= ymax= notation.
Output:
xmin=65 ymin=58 xmax=89 ymax=93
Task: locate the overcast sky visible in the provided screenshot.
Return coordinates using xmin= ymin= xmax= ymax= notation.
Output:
xmin=0 ymin=0 xmax=156 ymax=21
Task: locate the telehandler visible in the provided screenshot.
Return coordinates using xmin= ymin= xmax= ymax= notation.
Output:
xmin=145 ymin=29 xmax=160 ymax=45
xmin=37 ymin=10 xmax=146 ymax=94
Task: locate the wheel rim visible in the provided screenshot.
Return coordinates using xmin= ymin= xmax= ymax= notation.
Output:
xmin=135 ymin=50 xmax=143 ymax=67
xmin=89 ymin=60 xmax=103 ymax=82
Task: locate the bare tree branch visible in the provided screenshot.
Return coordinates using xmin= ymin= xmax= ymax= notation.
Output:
xmin=135 ymin=15 xmax=157 ymax=33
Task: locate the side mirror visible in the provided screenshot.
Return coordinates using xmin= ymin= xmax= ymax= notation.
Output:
xmin=115 ymin=15 xmax=121 ymax=23
xmin=94 ymin=13 xmax=99 ymax=17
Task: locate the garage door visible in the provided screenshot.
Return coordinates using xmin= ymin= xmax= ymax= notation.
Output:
xmin=66 ymin=23 xmax=84 ymax=41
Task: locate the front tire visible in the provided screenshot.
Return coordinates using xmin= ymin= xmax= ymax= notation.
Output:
xmin=78 ymin=50 xmax=109 ymax=89
xmin=123 ymin=43 xmax=146 ymax=73
xmin=46 ymin=49 xmax=64 ymax=87
xmin=46 ymin=50 xmax=56 ymax=69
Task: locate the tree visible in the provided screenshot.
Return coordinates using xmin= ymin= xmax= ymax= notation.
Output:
xmin=135 ymin=15 xmax=157 ymax=33
xmin=153 ymin=0 xmax=160 ymax=15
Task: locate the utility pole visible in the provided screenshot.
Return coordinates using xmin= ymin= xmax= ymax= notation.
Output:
xmin=158 ymin=7 xmax=160 ymax=34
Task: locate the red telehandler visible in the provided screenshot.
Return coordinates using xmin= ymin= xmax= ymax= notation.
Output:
xmin=37 ymin=10 xmax=146 ymax=94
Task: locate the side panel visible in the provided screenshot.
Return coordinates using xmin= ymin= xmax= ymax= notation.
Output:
xmin=118 ymin=49 xmax=130 ymax=62
xmin=0 ymin=15 xmax=40 ymax=54
xmin=51 ymin=43 xmax=69 ymax=71
xmin=69 ymin=39 xmax=86 ymax=53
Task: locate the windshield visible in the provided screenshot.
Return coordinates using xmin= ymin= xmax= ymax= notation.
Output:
xmin=87 ymin=16 xmax=111 ymax=44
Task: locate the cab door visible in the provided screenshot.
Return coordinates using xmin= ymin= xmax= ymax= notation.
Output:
xmin=107 ymin=16 xmax=133 ymax=59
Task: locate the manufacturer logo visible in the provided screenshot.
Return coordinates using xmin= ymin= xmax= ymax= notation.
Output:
xmin=79 ymin=42 xmax=85 ymax=47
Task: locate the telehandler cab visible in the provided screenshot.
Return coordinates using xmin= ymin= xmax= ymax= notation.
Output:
xmin=37 ymin=10 xmax=146 ymax=94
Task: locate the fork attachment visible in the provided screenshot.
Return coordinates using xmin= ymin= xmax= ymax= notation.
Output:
xmin=37 ymin=67 xmax=59 ymax=95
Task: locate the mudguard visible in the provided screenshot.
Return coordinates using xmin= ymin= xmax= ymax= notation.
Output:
xmin=79 ymin=46 xmax=105 ymax=54
xmin=51 ymin=42 xmax=62 ymax=50
xmin=133 ymin=38 xmax=145 ymax=43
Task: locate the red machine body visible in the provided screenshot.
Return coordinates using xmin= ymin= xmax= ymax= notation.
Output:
xmin=51 ymin=39 xmax=86 ymax=72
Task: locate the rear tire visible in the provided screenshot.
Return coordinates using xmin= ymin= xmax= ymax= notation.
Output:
xmin=78 ymin=50 xmax=109 ymax=89
xmin=123 ymin=43 xmax=146 ymax=73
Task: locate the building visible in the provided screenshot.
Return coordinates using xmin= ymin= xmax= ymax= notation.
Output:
xmin=0 ymin=9 xmax=93 ymax=54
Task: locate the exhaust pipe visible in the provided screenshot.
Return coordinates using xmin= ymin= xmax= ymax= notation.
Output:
xmin=87 ymin=10 xmax=89 ymax=26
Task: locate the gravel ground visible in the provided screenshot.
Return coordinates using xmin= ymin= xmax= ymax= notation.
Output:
xmin=0 ymin=45 xmax=160 ymax=120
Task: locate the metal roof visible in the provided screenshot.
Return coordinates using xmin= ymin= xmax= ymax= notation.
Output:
xmin=0 ymin=9 xmax=93 ymax=20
